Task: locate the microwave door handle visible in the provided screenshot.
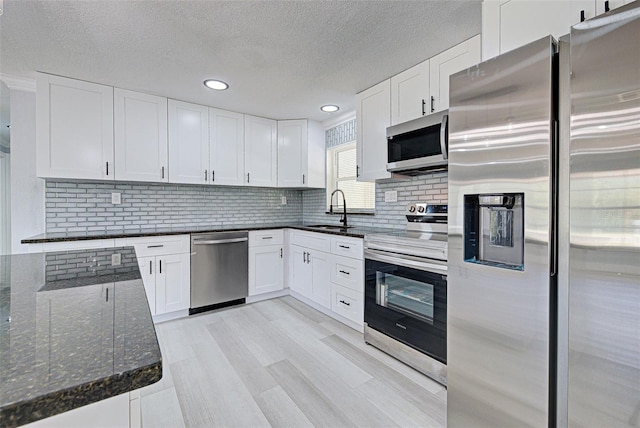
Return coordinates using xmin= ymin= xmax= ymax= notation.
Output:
xmin=440 ymin=114 xmax=448 ymax=160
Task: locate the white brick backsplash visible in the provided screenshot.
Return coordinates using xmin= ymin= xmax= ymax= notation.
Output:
xmin=45 ymin=171 xmax=449 ymax=233
xmin=302 ymin=171 xmax=448 ymax=230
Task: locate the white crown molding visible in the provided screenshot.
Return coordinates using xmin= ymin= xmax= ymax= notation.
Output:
xmin=1 ymin=74 xmax=36 ymax=92
xmin=322 ymin=110 xmax=356 ymax=130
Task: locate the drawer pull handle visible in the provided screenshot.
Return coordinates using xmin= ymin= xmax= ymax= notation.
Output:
xmin=396 ymin=323 xmax=407 ymax=330
xmin=147 ymin=244 xmax=164 ymax=248
xmin=149 ymin=260 xmax=152 ymax=274
xmin=338 ymin=245 xmax=350 ymax=249
xmin=262 ymin=236 xmax=273 ymax=239
xmin=339 ymin=270 xmax=350 ymax=275
xmin=339 ymin=300 xmax=351 ymax=306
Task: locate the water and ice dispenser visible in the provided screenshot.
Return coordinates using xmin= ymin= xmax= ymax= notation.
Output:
xmin=464 ymin=193 xmax=524 ymax=271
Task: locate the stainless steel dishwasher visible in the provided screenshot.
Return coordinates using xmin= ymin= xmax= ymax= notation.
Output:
xmin=189 ymin=231 xmax=248 ymax=315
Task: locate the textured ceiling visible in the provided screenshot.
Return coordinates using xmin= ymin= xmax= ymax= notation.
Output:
xmin=0 ymin=0 xmax=481 ymax=122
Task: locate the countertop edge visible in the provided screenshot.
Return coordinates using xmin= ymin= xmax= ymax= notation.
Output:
xmin=0 ymin=359 xmax=162 ymax=427
xmin=22 ymin=224 xmax=374 ymax=244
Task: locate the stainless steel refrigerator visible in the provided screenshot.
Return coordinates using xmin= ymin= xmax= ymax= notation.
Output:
xmin=447 ymin=3 xmax=639 ymax=427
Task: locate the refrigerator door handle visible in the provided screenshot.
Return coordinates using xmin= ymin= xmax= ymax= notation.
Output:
xmin=440 ymin=114 xmax=448 ymax=160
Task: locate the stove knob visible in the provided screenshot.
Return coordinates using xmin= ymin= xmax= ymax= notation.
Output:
xmin=418 ymin=206 xmax=425 ymax=213
xmin=408 ymin=205 xmax=416 ymax=213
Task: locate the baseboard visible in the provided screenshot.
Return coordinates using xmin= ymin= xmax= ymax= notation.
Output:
xmin=152 ymin=309 xmax=189 ymax=324
xmin=246 ymin=288 xmax=289 ymax=304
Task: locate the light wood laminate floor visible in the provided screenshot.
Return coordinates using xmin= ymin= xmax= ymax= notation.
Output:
xmin=140 ymin=296 xmax=447 ymax=428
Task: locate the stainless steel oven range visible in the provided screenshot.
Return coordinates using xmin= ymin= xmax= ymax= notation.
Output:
xmin=364 ymin=203 xmax=447 ymax=385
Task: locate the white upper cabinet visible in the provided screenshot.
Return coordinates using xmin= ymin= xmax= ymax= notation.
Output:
xmin=483 ymin=0 xmax=596 ymax=59
xmin=390 ymin=60 xmax=430 ymax=125
xmin=595 ymin=0 xmax=632 ymax=14
xmin=429 ymin=35 xmax=481 ymax=113
xmin=356 ymin=79 xmax=391 ymax=182
xmin=168 ymin=99 xmax=209 ymax=185
xmin=244 ymin=115 xmax=277 ymax=187
xmin=210 ymin=108 xmax=245 ymax=186
xmin=114 ymin=88 xmax=168 ymax=182
xmin=36 ymin=73 xmax=114 ymax=180
xmin=277 ymin=119 xmax=325 ymax=188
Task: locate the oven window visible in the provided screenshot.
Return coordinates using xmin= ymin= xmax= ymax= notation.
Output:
xmin=376 ymin=271 xmax=434 ymax=323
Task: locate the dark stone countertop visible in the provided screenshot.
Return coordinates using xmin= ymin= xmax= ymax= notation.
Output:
xmin=0 ymin=247 xmax=162 ymax=427
xmin=22 ymin=223 xmax=404 ymax=244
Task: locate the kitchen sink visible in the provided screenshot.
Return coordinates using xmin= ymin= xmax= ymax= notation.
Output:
xmin=305 ymin=224 xmax=354 ymax=230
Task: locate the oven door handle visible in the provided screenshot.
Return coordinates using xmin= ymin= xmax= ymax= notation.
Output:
xmin=365 ymin=249 xmax=447 ymax=275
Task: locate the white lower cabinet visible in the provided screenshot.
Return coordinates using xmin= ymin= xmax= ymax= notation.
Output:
xmin=288 ymin=230 xmax=363 ymax=329
xmin=248 ymin=230 xmax=285 ymax=297
xmin=121 ymin=235 xmax=191 ymax=320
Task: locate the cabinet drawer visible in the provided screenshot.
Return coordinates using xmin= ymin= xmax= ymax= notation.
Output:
xmin=249 ymin=229 xmax=284 ymax=247
xmin=331 ymin=284 xmax=363 ymax=326
xmin=330 ymin=255 xmax=363 ymax=292
xmin=290 ymin=230 xmax=331 ymax=253
xmin=330 ymin=236 xmax=363 ymax=260
xmin=122 ymin=235 xmax=190 ymax=257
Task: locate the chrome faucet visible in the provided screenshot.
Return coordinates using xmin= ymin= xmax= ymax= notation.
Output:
xmin=329 ymin=189 xmax=348 ymax=228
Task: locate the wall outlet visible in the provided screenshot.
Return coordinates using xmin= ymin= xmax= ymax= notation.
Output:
xmin=384 ymin=190 xmax=398 ymax=202
xmin=111 ymin=253 xmax=121 ymax=266
xmin=281 ymin=196 xmax=287 ymax=205
xmin=111 ymin=192 xmax=121 ymax=204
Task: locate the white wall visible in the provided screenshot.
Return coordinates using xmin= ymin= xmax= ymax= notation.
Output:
xmin=9 ymin=89 xmax=44 ymax=253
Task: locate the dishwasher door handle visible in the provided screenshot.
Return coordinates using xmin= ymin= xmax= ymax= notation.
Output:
xmin=193 ymin=237 xmax=248 ymax=245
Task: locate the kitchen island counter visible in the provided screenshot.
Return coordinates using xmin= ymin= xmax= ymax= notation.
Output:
xmin=0 ymin=247 xmax=162 ymax=427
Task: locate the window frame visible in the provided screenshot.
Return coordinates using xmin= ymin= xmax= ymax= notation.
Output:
xmin=325 ymin=141 xmax=375 ymax=214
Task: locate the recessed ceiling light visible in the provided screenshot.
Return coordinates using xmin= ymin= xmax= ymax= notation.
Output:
xmin=204 ymin=79 xmax=229 ymax=90
xmin=321 ymin=104 xmax=339 ymax=113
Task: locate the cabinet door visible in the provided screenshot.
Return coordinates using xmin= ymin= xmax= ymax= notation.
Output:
xmin=114 ymin=89 xmax=168 ymax=182
xmin=277 ymin=119 xmax=307 ymax=187
xmin=499 ymin=1 xmax=595 ymax=54
xmin=356 ymin=80 xmax=391 ymax=182
xmin=390 ymin=60 xmax=430 ymax=125
xmin=137 ymin=256 xmax=157 ymax=315
xmin=168 ymin=99 xmax=209 ymax=184
xmin=290 ymin=245 xmax=311 ymax=297
xmin=210 ymin=108 xmax=245 ymax=186
xmin=595 ymin=0 xmax=630 ymax=14
xmin=429 ymin=35 xmax=481 ymax=112
xmin=244 ymin=115 xmax=277 ymax=187
xmin=36 ymin=73 xmax=114 ymax=180
xmin=248 ymin=245 xmax=284 ymax=296
xmin=309 ymin=250 xmax=331 ymax=309
xmin=155 ymin=253 xmax=190 ymax=314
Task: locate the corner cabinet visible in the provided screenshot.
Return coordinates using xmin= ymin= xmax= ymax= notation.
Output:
xmin=244 ymin=115 xmax=278 ymax=187
xmin=356 ymin=79 xmax=392 ymax=182
xmin=36 ymin=73 xmax=114 ymax=180
xmin=114 ymin=89 xmax=168 ymax=183
xmin=277 ymin=119 xmax=325 ymax=188
xmin=168 ymin=99 xmax=210 ymax=185
xmin=287 ymin=230 xmax=363 ymax=329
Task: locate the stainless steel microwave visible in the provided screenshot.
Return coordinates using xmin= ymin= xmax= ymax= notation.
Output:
xmin=386 ymin=110 xmax=448 ymax=175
